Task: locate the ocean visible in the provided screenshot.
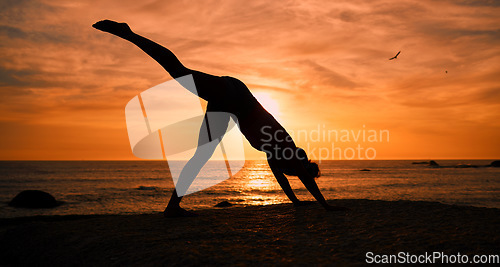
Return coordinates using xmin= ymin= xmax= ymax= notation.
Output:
xmin=0 ymin=160 xmax=498 ymax=218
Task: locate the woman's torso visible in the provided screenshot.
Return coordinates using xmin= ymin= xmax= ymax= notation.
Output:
xmin=219 ymin=76 xmax=297 ymax=154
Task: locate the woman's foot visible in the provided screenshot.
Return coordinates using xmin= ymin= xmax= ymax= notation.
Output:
xmin=92 ymin=20 xmax=133 ymax=38
xmin=163 ymin=206 xmax=199 ymax=218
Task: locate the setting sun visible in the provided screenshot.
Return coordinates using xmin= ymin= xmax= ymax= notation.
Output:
xmin=253 ymin=92 xmax=281 ymax=119
xmin=0 ymin=0 xmax=498 ymax=160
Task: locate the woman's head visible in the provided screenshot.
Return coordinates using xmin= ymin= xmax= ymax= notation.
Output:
xmin=282 ymin=147 xmax=321 ymax=178
xmin=305 ymin=160 xmax=321 ymax=178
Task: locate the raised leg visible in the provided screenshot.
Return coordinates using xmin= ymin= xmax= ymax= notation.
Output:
xmin=92 ymin=20 xmax=227 ymax=101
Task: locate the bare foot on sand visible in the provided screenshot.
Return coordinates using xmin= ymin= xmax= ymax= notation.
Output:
xmin=163 ymin=206 xmax=199 ymax=218
xmin=92 ymin=20 xmax=133 ymax=38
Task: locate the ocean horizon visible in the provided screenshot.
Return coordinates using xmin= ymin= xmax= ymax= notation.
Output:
xmin=1 ymin=159 xmax=499 ymax=218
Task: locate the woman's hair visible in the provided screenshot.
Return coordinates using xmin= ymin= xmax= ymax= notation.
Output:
xmin=282 ymin=147 xmax=321 ymax=178
xmin=305 ymin=160 xmax=321 ymax=178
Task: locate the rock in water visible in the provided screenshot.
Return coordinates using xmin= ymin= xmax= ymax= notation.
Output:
xmin=214 ymin=201 xmax=232 ymax=207
xmin=429 ymin=160 xmax=440 ymax=167
xmin=137 ymin=186 xmax=156 ymax=190
xmin=491 ymin=160 xmax=500 ymax=167
xmin=455 ymin=164 xmax=478 ymax=168
xmin=9 ymin=190 xmax=60 ymax=208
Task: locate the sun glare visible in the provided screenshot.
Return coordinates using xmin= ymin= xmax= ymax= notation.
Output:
xmin=253 ymin=92 xmax=281 ymax=118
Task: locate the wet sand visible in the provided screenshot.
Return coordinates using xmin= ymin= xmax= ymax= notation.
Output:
xmin=1 ymin=200 xmax=499 ymax=266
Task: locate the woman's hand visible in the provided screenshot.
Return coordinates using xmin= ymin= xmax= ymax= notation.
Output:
xmin=92 ymin=20 xmax=133 ymax=39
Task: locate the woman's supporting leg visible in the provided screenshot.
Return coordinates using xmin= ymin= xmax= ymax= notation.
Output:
xmin=164 ymin=108 xmax=231 ymax=217
xmin=163 ymin=140 xmax=218 ymax=217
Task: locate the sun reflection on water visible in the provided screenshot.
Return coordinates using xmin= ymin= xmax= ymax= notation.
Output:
xmin=234 ymin=161 xmax=285 ymax=206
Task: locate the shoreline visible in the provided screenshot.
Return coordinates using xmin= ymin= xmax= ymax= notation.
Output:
xmin=1 ymin=199 xmax=499 ymax=265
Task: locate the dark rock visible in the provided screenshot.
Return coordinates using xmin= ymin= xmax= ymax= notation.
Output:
xmin=137 ymin=186 xmax=156 ymax=190
xmin=9 ymin=190 xmax=61 ymax=208
xmin=412 ymin=161 xmax=429 ymax=164
xmin=491 ymin=160 xmax=500 ymax=167
xmin=429 ymin=160 xmax=439 ymax=167
xmin=360 ymin=169 xmax=371 ymax=171
xmin=455 ymin=164 xmax=478 ymax=168
xmin=214 ymin=201 xmax=232 ymax=207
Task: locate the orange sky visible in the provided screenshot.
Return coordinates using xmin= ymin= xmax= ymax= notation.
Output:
xmin=0 ymin=0 xmax=499 ymax=160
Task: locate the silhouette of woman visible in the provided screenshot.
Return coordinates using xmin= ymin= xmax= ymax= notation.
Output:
xmin=93 ymin=20 xmax=347 ymax=217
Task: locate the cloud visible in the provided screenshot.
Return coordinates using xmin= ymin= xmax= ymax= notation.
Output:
xmin=0 ymin=0 xmax=499 ymax=159
xmin=453 ymin=0 xmax=500 ymax=7
xmin=0 ymin=25 xmax=28 ymax=39
xmin=295 ymin=60 xmax=360 ymax=90
xmin=0 ymin=67 xmax=36 ymax=87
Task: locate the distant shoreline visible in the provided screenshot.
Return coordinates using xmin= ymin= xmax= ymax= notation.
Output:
xmin=1 ymin=200 xmax=498 ymax=265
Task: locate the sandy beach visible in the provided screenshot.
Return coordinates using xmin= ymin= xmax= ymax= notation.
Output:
xmin=1 ymin=199 xmax=499 ymax=266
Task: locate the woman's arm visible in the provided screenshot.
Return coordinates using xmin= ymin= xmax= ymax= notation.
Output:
xmin=268 ymin=162 xmax=301 ymax=205
xmin=293 ymin=159 xmax=349 ymax=211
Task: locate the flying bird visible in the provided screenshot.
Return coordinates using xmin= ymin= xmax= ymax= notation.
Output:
xmin=389 ymin=51 xmax=401 ymax=60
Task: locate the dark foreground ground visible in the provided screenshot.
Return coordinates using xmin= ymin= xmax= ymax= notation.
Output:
xmin=1 ymin=199 xmax=499 ymax=266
